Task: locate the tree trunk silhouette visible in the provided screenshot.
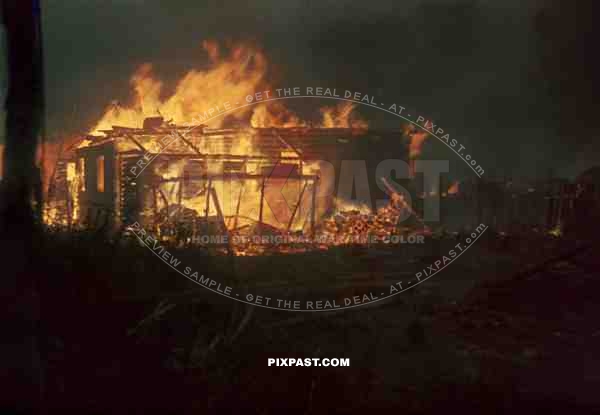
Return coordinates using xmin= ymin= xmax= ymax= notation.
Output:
xmin=0 ymin=0 xmax=45 ymax=411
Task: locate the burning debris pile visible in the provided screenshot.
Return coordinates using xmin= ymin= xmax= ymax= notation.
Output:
xmin=317 ymin=178 xmax=429 ymax=247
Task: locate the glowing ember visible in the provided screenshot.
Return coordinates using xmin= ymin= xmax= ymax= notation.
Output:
xmin=317 ymin=180 xmax=424 ymax=247
xmin=334 ymin=198 xmax=372 ymax=215
xmin=403 ymin=123 xmax=429 ymax=159
xmin=447 ymin=181 xmax=460 ymax=195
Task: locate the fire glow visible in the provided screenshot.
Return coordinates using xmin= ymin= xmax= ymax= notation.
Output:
xmin=91 ymin=40 xmax=366 ymax=134
xmin=42 ymin=40 xmax=428 ymax=256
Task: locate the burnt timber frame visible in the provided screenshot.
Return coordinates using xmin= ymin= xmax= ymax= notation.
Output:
xmin=115 ymin=144 xmax=319 ymax=235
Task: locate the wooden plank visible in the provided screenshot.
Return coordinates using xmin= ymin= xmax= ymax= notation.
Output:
xmin=124 ymin=134 xmax=148 ymax=153
xmin=258 ymin=177 xmax=265 ymax=225
xmin=287 ymin=181 xmax=309 ymax=232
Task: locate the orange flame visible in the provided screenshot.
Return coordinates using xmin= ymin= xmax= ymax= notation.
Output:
xmin=0 ymin=139 xmax=80 ymax=195
xmin=447 ymin=181 xmax=460 ymax=195
xmin=37 ymin=136 xmax=83 ymax=195
xmin=91 ymin=40 xmax=271 ymax=133
xmin=319 ymin=102 xmax=367 ymax=129
xmin=251 ymin=100 xmax=368 ymax=129
xmin=92 ymin=39 xmax=368 ymax=134
xmin=250 ymin=102 xmax=306 ymax=128
xmin=402 ymin=123 xmax=429 ymax=159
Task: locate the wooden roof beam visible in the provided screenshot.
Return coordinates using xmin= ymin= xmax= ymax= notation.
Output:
xmin=124 ymin=134 xmax=149 ymax=153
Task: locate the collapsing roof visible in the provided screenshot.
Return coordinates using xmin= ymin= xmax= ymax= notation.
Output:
xmin=77 ymin=117 xmax=376 ymax=162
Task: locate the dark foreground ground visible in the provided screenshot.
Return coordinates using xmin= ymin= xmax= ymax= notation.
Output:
xmin=2 ymin=230 xmax=599 ymax=414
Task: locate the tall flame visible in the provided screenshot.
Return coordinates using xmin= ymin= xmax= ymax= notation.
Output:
xmin=319 ymin=102 xmax=367 ymax=129
xmin=91 ymin=40 xmax=270 ymax=134
xmin=92 ymin=39 xmax=368 ymax=134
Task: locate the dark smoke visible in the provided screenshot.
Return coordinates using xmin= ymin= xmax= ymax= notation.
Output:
xmin=534 ymin=0 xmax=600 ymax=174
xmin=2 ymin=0 xmax=596 ymax=178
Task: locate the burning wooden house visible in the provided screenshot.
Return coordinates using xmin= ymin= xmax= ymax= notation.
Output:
xmin=46 ymin=117 xmax=407 ymax=249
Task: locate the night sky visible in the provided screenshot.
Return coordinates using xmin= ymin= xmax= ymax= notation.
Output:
xmin=0 ymin=0 xmax=598 ymax=179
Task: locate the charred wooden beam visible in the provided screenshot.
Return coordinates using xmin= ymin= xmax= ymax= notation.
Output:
xmin=258 ymin=177 xmax=265 ymax=225
xmin=209 ymin=186 xmax=233 ymax=256
xmin=158 ymin=173 xmax=318 ymax=182
xmin=124 ymin=134 xmax=149 ymax=153
xmin=172 ymin=130 xmax=205 ymax=157
xmin=118 ymin=152 xmax=300 ymax=162
xmin=310 ymin=177 xmax=319 ymax=237
xmin=177 ymin=178 xmax=183 ymax=221
xmin=232 ymin=182 xmax=245 ymax=230
xmin=272 ymin=128 xmax=304 ymax=160
xmin=152 ymin=187 xmax=158 ymax=219
xmin=287 ymin=181 xmax=309 ymax=232
xmin=204 ymin=178 xmax=212 ymax=225
xmin=158 ymin=189 xmax=169 ymax=210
